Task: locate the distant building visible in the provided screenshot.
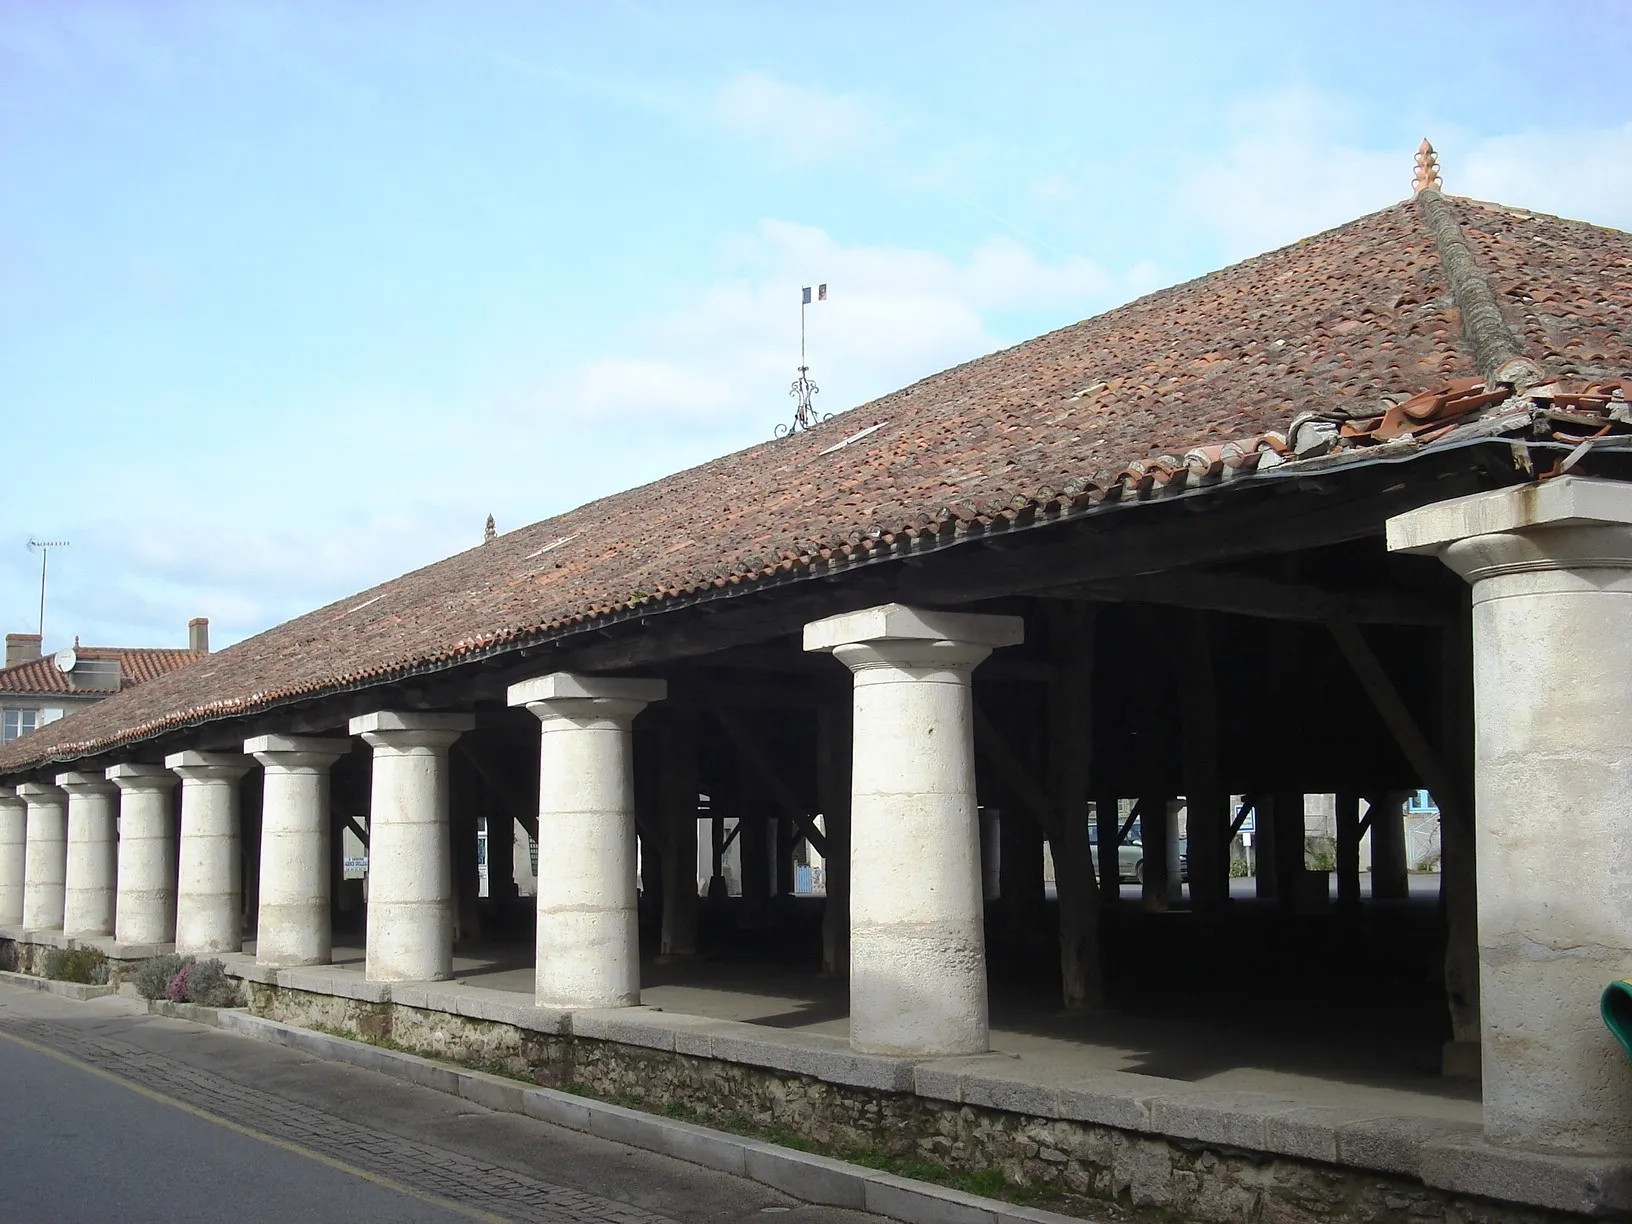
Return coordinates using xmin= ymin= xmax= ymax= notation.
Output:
xmin=0 ymin=619 xmax=209 ymax=743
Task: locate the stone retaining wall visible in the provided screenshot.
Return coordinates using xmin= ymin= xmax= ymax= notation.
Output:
xmin=244 ymin=979 xmax=1589 ymax=1224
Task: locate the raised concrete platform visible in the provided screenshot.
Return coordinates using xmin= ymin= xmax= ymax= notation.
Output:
xmin=7 ymin=923 xmax=1624 ymax=1217
xmin=207 ymin=945 xmax=1629 ymax=1219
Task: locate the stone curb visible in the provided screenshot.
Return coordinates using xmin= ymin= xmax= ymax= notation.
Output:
xmin=154 ymin=1002 xmax=1088 ymax=1224
xmin=0 ymin=969 xmax=117 ymax=1000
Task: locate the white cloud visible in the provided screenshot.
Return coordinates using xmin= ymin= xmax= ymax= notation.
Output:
xmin=712 ymin=72 xmax=889 ymax=162
xmin=4 ymin=220 xmax=1146 ymax=655
xmin=1459 ymin=125 xmax=1632 ymax=225
xmin=534 ymin=219 xmax=1138 ymax=437
xmin=1178 ymin=89 xmax=1632 ymax=258
xmin=1176 ymin=89 xmax=1400 ymax=259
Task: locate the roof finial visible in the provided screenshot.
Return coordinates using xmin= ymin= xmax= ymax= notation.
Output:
xmin=483 ymin=513 xmax=496 ymax=544
xmin=1413 ymin=138 xmax=1442 ymax=194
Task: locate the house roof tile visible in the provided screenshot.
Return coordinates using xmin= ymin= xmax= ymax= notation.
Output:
xmin=0 ymin=648 xmax=200 ymax=697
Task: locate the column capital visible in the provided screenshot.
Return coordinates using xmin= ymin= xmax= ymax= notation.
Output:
xmin=1390 ymin=476 xmax=1632 ymax=549
xmin=804 ymin=602 xmax=1024 ymax=652
xmin=804 ymin=602 xmax=1024 ymax=675
xmin=106 ymin=763 xmax=178 ymax=792
xmin=349 ymin=711 xmax=474 ymax=753
xmin=507 ymin=673 xmax=665 ymax=725
xmin=244 ymin=734 xmax=349 ymax=771
xmin=16 ymin=781 xmax=66 ymax=801
xmin=55 ymin=772 xmax=117 ymax=797
xmin=165 ymin=751 xmax=253 ymax=782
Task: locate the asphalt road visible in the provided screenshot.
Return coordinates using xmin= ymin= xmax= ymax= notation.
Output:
xmin=0 ymin=987 xmax=876 ymax=1224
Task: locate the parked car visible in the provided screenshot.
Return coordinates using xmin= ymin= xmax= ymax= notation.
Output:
xmin=1088 ymin=818 xmax=1189 ymax=884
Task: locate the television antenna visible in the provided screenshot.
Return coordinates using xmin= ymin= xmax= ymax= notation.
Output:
xmin=27 ymin=538 xmax=69 ymax=640
xmin=776 ymin=283 xmax=828 ymax=438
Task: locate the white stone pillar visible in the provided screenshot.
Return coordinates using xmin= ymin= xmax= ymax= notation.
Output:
xmin=1390 ymin=476 xmax=1632 ymax=1154
xmin=167 ymin=752 xmax=252 ymax=955
xmin=18 ymin=782 xmax=68 ymax=931
xmin=507 ymin=673 xmax=665 ymax=1009
xmin=805 ymin=603 xmax=1024 ymax=1057
xmin=0 ymin=786 xmax=24 ymax=926
xmin=348 ymin=712 xmax=473 ymax=983
xmin=108 ymin=764 xmax=179 ymax=945
xmin=246 ymin=735 xmax=348 ymax=967
xmin=56 ymin=772 xmax=118 ymax=937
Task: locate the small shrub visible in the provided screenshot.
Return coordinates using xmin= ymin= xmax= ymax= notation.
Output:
xmin=182 ymin=958 xmax=243 ymax=1008
xmin=135 ymin=953 xmax=187 ymax=1000
xmin=1307 ymin=848 xmax=1337 ymax=873
xmin=1228 ymin=858 xmax=1250 ymax=879
xmin=165 ymin=959 xmax=194 ymax=1002
xmin=43 ymin=946 xmax=107 ymax=984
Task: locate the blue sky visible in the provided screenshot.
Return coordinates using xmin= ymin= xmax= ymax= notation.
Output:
xmin=3 ymin=1 xmax=1629 ymax=653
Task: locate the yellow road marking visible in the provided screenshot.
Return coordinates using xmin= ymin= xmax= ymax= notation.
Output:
xmin=0 ymin=1027 xmax=511 ymax=1224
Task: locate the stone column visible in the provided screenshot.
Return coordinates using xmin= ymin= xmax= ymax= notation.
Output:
xmin=1389 ymin=475 xmax=1632 ymax=1153
xmin=246 ymin=735 xmax=348 ymax=967
xmin=805 ymin=603 xmax=1023 ymax=1057
xmin=56 ymin=773 xmax=118 ymax=937
xmin=0 ymin=786 xmax=25 ymax=926
xmin=108 ymin=764 xmax=179 ymax=945
xmin=507 ymin=673 xmax=665 ymax=1009
xmin=167 ymin=752 xmax=252 ymax=955
xmin=348 ymin=712 xmax=473 ymax=983
xmin=19 ymin=782 xmax=68 ymax=930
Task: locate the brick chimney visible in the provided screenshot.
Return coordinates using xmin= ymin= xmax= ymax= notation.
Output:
xmin=188 ymin=617 xmax=210 ymax=654
xmin=5 ymin=633 xmax=41 ymax=668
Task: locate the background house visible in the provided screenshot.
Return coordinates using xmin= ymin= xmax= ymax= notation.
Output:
xmin=0 ymin=619 xmax=208 ymax=743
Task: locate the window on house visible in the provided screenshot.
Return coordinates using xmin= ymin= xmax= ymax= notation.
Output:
xmin=2 ymin=709 xmax=38 ymax=743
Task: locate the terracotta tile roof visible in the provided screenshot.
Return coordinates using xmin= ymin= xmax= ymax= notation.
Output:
xmin=0 ymin=648 xmax=201 ymax=697
xmin=2 ymin=195 xmax=1628 ymax=775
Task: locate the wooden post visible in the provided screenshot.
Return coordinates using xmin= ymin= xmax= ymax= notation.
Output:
xmin=776 ymin=814 xmax=796 ymax=897
xmin=1270 ymin=790 xmax=1306 ymax=910
xmin=1251 ymin=792 xmax=1276 ymax=900
xmin=658 ymin=715 xmax=700 ymax=958
xmin=1368 ymin=792 xmax=1410 ymax=900
xmin=240 ymin=768 xmax=262 ymax=938
xmin=736 ymin=749 xmax=771 ymax=930
xmin=1140 ymin=791 xmax=1171 ymax=912
xmin=816 ymin=701 xmax=851 ymax=977
xmin=448 ymin=746 xmax=482 ymax=943
xmin=1095 ymin=795 xmax=1122 ymax=903
xmin=1335 ymin=789 xmax=1361 ymax=908
xmin=1044 ymin=603 xmax=1103 ymax=1010
xmin=999 ymin=787 xmax=1046 ymax=938
xmin=1440 ymin=596 xmax=1480 ymax=1072
xmin=1178 ymin=610 xmax=1226 ymax=908
xmin=485 ymin=779 xmax=517 ymax=905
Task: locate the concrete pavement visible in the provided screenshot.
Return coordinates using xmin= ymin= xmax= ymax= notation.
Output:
xmin=0 ymin=986 xmax=875 ymax=1224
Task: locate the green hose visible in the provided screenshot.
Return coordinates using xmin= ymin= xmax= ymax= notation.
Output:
xmin=1601 ymin=980 xmax=1632 ymax=1060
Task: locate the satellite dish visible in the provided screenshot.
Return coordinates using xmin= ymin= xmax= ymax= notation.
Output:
xmin=54 ymin=648 xmax=77 ymax=673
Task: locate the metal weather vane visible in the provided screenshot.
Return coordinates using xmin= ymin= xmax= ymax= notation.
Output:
xmin=777 ymin=283 xmax=828 ymax=437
